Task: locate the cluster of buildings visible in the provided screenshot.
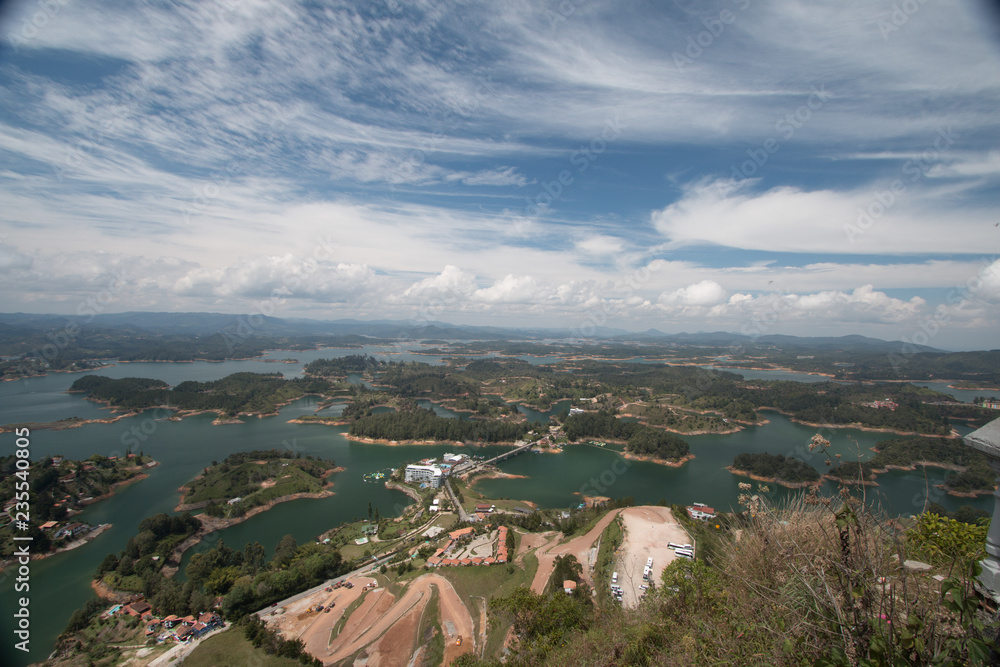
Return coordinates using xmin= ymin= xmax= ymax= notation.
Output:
xmin=403 ymin=453 xmax=468 ymax=489
xmin=860 ymin=398 xmax=899 ymax=411
xmin=425 ymin=525 xmax=510 ymax=567
xmin=99 ymin=599 xmax=222 ymax=644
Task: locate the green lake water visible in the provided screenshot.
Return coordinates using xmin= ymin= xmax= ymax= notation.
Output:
xmin=0 ymin=353 xmax=992 ymax=666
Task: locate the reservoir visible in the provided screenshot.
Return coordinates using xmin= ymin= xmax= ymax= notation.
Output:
xmin=0 ymin=351 xmax=991 ymax=666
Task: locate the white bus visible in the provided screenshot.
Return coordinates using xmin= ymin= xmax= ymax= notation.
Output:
xmin=674 ymin=548 xmax=694 ymax=559
xmin=611 ymin=571 xmax=618 ymax=584
xmin=646 ymin=557 xmax=653 ymax=568
xmin=668 ymin=542 xmax=692 ymax=550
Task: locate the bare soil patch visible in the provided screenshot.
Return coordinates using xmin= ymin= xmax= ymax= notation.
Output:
xmin=615 ymin=506 xmax=692 ymax=608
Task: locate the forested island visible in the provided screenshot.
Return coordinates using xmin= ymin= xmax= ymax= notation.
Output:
xmin=0 ymin=453 xmax=156 ymax=557
xmin=347 ymin=406 xmax=531 ymax=444
xmin=825 ymin=436 xmax=996 ymax=495
xmin=177 ymin=450 xmax=340 ymax=517
xmin=728 ymin=452 xmax=821 ymax=487
xmin=562 ymin=411 xmax=691 ymax=464
xmin=69 ymin=372 xmax=343 ymax=417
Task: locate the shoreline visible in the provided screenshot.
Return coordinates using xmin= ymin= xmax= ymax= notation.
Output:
xmin=384 ymin=480 xmax=421 ymax=503
xmin=161 ymin=486 xmax=338 ymax=577
xmin=621 ymin=451 xmax=695 ymax=468
xmin=0 ymin=412 xmax=140 ymax=433
xmin=344 ymin=433 xmax=522 ymax=447
xmin=175 ymin=466 xmax=344 ymax=511
xmin=80 ymin=468 xmax=156 ymax=506
xmin=822 ymin=459 xmax=996 ymax=497
xmin=287 ymin=417 xmax=349 ymax=426
xmin=725 ymin=466 xmax=821 ymax=489
xmin=757 ymin=407 xmax=952 ymax=438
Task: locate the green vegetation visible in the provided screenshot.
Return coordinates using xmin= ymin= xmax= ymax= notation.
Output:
xmin=182 ymin=450 xmax=335 ymax=517
xmin=826 ymin=436 xmax=996 ymax=493
xmin=459 ymin=494 xmax=996 ymax=666
xmin=348 ymin=406 xmax=531 ymax=443
xmin=185 ymin=626 xmax=305 ymax=667
xmin=563 ymin=411 xmax=690 ymax=461
xmin=0 ymin=452 xmax=154 ymax=556
xmin=624 ymin=402 xmax=732 ymax=432
xmin=730 ymin=452 xmax=820 ymax=484
xmin=240 ymin=615 xmax=322 ymax=666
xmin=594 ymin=515 xmax=624 ymax=609
xmin=95 ymin=512 xmax=201 ymax=594
xmin=478 ymin=583 xmax=595 ymax=665
xmin=418 ymin=586 xmax=445 ymax=667
xmin=545 ymin=554 xmax=585 ymax=595
xmin=69 ymin=372 xmax=333 ymax=416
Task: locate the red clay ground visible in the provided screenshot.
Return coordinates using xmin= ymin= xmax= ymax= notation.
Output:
xmin=271 ymin=572 xmax=475 ymax=666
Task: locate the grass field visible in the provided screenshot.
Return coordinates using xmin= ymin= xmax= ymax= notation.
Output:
xmin=594 ymin=514 xmax=624 ymax=609
xmin=184 ymin=627 xmax=303 ymax=667
xmin=417 ymin=585 xmax=444 ymax=666
xmin=436 ymin=550 xmax=538 ymax=658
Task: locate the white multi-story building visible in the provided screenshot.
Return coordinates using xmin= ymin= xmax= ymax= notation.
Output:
xmin=404 ymin=464 xmax=443 ymax=488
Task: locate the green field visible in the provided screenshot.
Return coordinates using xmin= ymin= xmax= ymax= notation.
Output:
xmin=184 ymin=627 xmax=303 ymax=667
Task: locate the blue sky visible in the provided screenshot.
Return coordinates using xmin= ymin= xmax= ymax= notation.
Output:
xmin=0 ymin=0 xmax=999 ymax=349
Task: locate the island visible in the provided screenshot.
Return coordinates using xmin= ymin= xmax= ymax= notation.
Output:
xmin=825 ymin=436 xmax=996 ymax=496
xmin=176 ymin=449 xmax=341 ymax=517
xmin=727 ymin=452 xmax=821 ymax=488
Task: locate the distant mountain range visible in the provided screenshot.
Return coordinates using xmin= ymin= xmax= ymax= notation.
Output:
xmin=0 ymin=311 xmax=945 ymax=354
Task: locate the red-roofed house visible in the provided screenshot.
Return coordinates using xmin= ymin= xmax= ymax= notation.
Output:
xmin=449 ymin=527 xmax=474 ymax=540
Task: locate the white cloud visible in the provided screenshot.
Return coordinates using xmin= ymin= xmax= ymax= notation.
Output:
xmin=472 ymin=274 xmax=539 ymax=304
xmin=659 ymin=280 xmax=728 ymax=307
xmin=650 ymin=178 xmax=996 ymax=255
xmin=575 ymin=235 xmax=625 ymax=256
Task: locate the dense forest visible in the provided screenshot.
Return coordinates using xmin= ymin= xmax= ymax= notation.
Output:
xmin=730 ymin=452 xmax=820 ymax=484
xmin=85 ymin=520 xmax=349 ymax=635
xmin=562 ymin=411 xmax=690 ymax=461
xmin=69 ymin=372 xmax=333 ymax=416
xmin=348 ymin=406 xmax=533 ymax=443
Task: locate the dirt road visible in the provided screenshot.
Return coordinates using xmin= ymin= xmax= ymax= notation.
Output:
xmin=530 ymin=509 xmax=623 ymax=594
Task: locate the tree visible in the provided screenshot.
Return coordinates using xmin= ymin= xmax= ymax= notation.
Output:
xmin=272 ymin=534 xmax=297 ymax=569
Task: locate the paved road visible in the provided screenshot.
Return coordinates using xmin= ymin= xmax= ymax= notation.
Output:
xmin=254 ymin=513 xmax=443 ymax=617
xmin=444 ymin=479 xmax=470 ymax=522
